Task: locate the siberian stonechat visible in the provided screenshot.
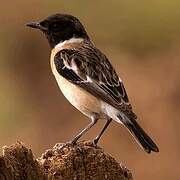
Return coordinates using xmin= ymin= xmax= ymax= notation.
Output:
xmin=27 ymin=14 xmax=159 ymax=153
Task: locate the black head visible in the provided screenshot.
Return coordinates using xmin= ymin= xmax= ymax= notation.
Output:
xmin=27 ymin=14 xmax=89 ymax=48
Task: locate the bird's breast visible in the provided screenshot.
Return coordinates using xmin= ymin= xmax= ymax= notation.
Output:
xmin=50 ymin=49 xmax=102 ymax=118
xmin=55 ymin=74 xmax=102 ymax=117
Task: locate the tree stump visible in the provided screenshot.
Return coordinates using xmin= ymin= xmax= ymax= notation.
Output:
xmin=0 ymin=141 xmax=133 ymax=180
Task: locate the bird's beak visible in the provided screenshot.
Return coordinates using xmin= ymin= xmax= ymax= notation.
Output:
xmin=26 ymin=22 xmax=46 ymax=31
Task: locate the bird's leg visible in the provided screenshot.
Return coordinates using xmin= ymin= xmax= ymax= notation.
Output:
xmin=93 ymin=118 xmax=112 ymax=145
xmin=70 ymin=116 xmax=98 ymax=145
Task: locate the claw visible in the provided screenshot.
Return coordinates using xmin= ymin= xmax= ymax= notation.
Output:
xmin=54 ymin=141 xmax=75 ymax=152
xmin=92 ymin=139 xmax=98 ymax=147
xmin=68 ymin=140 xmax=77 ymax=146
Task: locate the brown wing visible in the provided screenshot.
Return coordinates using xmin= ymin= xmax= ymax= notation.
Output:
xmin=54 ymin=46 xmax=136 ymax=119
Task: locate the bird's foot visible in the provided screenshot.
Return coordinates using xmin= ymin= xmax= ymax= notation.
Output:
xmin=92 ymin=138 xmax=99 ymax=148
xmin=67 ymin=140 xmax=77 ymax=146
xmin=53 ymin=141 xmax=76 ymax=152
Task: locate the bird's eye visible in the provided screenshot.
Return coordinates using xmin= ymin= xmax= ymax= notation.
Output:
xmin=52 ymin=23 xmax=59 ymax=29
xmin=40 ymin=21 xmax=48 ymax=28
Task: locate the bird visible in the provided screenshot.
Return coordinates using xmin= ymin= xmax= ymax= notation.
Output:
xmin=27 ymin=14 xmax=159 ymax=153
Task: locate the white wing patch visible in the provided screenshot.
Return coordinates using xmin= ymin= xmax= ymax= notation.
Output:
xmin=86 ymin=76 xmax=93 ymax=83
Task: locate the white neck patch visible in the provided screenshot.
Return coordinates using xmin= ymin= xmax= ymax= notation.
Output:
xmin=55 ymin=38 xmax=84 ymax=50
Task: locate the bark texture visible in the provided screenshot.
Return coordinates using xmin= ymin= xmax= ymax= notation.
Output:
xmin=0 ymin=141 xmax=133 ymax=180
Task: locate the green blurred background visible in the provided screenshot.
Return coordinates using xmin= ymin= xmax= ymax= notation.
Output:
xmin=0 ymin=1 xmax=180 ymax=179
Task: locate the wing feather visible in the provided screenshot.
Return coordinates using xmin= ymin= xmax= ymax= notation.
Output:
xmin=54 ymin=47 xmax=136 ymax=119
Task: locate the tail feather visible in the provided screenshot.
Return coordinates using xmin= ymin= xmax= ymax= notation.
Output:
xmin=118 ymin=114 xmax=159 ymax=153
